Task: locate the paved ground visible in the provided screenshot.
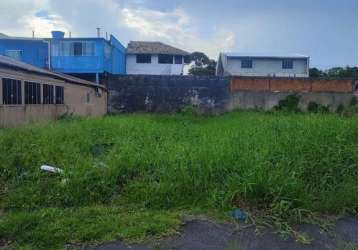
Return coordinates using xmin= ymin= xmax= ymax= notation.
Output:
xmin=91 ymin=216 xmax=358 ymax=250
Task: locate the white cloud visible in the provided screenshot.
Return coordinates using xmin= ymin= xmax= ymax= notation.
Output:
xmin=0 ymin=0 xmax=236 ymax=58
xmin=120 ymin=6 xmax=235 ymax=58
xmin=0 ymin=0 xmax=70 ymax=37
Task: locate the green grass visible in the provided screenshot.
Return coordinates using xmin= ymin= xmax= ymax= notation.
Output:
xmin=1 ymin=111 xmax=358 ymax=249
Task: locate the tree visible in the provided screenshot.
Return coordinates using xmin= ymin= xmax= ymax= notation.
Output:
xmin=326 ymin=67 xmax=358 ymax=78
xmin=188 ymin=52 xmax=217 ymax=76
xmin=310 ymin=66 xmax=358 ymax=78
xmin=309 ymin=67 xmax=325 ymax=78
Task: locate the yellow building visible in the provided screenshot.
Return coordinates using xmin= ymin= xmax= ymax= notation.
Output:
xmin=0 ymin=55 xmax=107 ymax=127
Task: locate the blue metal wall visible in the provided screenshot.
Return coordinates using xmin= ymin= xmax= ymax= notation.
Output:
xmin=0 ymin=35 xmax=126 ymax=76
xmin=0 ymin=39 xmax=48 ymax=69
xmin=50 ymin=36 xmax=126 ymax=75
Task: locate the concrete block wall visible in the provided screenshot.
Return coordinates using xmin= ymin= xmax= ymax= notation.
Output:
xmin=229 ymin=77 xmax=355 ymax=111
xmin=107 ymin=75 xmax=357 ymax=114
xmin=107 ymin=75 xmax=230 ymax=113
xmin=231 ymin=77 xmax=353 ymax=93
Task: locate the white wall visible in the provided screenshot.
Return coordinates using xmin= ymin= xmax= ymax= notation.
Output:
xmin=226 ymin=57 xmax=309 ymax=77
xmin=126 ymin=54 xmax=184 ymax=75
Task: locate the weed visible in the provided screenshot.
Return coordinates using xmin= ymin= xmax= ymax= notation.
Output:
xmin=0 ymin=111 xmax=357 ymax=248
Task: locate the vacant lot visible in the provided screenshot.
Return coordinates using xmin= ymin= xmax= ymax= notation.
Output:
xmin=1 ymin=111 xmax=358 ymax=249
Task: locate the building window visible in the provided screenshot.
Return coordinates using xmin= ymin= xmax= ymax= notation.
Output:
xmin=282 ymin=59 xmax=294 ymax=69
xmin=184 ymin=56 xmax=191 ymax=64
xmin=158 ymin=54 xmax=173 ymax=64
xmin=55 ymin=86 xmax=64 ymax=104
xmin=174 ymin=55 xmax=183 ymax=64
xmin=86 ymin=93 xmax=90 ymax=103
xmin=241 ymin=59 xmax=253 ymax=68
xmin=60 ymin=41 xmax=95 ymax=56
xmin=136 ymin=54 xmax=151 ymax=63
xmin=5 ymin=50 xmax=23 ymax=60
xmin=73 ymin=42 xmax=83 ymax=56
xmin=2 ymin=78 xmax=22 ymax=105
xmin=43 ymin=84 xmax=54 ymax=104
xmin=25 ymin=81 xmax=41 ymax=104
xmin=104 ymin=44 xmax=112 ymax=59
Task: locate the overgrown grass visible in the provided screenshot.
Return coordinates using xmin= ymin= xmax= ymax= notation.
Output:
xmin=1 ymin=111 xmax=358 ymax=249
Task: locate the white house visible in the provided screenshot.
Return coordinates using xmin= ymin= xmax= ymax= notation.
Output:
xmin=216 ymin=53 xmax=310 ymax=77
xmin=126 ymin=41 xmax=190 ymax=75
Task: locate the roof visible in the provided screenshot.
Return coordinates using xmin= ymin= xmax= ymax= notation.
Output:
xmin=224 ymin=52 xmax=309 ymax=59
xmin=0 ymin=55 xmax=106 ymax=90
xmin=0 ymin=33 xmax=9 ymax=38
xmin=0 ymin=33 xmax=46 ymax=41
xmin=127 ymin=41 xmax=189 ymax=55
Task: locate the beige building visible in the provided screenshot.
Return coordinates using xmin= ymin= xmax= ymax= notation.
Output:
xmin=0 ymin=55 xmax=107 ymax=127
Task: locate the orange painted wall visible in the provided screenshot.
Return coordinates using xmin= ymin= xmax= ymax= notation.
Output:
xmin=231 ymin=77 xmax=353 ymax=93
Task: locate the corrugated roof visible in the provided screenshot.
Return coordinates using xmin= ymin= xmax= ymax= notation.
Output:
xmin=127 ymin=41 xmax=189 ymax=55
xmin=0 ymin=55 xmax=106 ymax=90
xmin=225 ymin=52 xmax=309 ymax=59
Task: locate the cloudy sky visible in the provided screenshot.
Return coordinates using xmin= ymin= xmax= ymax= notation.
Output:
xmin=0 ymin=0 xmax=357 ymax=68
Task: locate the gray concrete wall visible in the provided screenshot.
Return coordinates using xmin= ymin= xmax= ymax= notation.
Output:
xmin=107 ymin=75 xmax=356 ymax=114
xmin=228 ymin=91 xmax=354 ymax=112
xmin=107 ymin=75 xmax=230 ymax=113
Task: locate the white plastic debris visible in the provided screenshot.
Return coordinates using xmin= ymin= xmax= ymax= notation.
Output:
xmin=40 ymin=165 xmax=64 ymax=174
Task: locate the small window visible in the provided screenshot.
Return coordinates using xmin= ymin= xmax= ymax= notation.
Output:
xmin=43 ymin=84 xmax=54 ymax=104
xmin=2 ymin=78 xmax=22 ymax=105
xmin=241 ymin=59 xmax=253 ymax=68
xmin=282 ymin=59 xmax=293 ymax=69
xmin=55 ymin=86 xmax=64 ymax=104
xmin=86 ymin=93 xmax=90 ymax=103
xmin=174 ymin=55 xmax=183 ymax=64
xmin=136 ymin=54 xmax=151 ymax=63
xmin=158 ymin=54 xmax=173 ymax=64
xmin=5 ymin=50 xmax=23 ymax=60
xmin=25 ymin=81 xmax=41 ymax=104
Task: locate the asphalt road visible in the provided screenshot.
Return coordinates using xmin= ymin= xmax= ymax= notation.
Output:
xmin=91 ymin=216 xmax=358 ymax=250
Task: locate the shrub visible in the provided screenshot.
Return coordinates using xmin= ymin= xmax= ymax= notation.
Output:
xmin=307 ymin=102 xmax=329 ymax=113
xmin=275 ymin=94 xmax=301 ymax=112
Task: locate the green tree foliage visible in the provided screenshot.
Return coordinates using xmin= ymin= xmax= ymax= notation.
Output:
xmin=188 ymin=51 xmax=217 ymax=76
xmin=309 ymin=68 xmax=324 ymax=78
xmin=310 ymin=66 xmax=358 ymax=78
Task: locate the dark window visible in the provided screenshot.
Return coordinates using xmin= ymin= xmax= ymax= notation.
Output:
xmin=174 ymin=55 xmax=183 ymax=64
xmin=184 ymin=56 xmax=191 ymax=64
xmin=55 ymin=86 xmax=64 ymax=104
xmin=25 ymin=81 xmax=41 ymax=104
xmin=282 ymin=59 xmax=294 ymax=69
xmin=73 ymin=42 xmax=83 ymax=56
xmin=158 ymin=54 xmax=173 ymax=64
xmin=2 ymin=78 xmax=22 ymax=105
xmin=43 ymin=84 xmax=54 ymax=104
xmin=241 ymin=59 xmax=253 ymax=68
xmin=136 ymin=54 xmax=151 ymax=63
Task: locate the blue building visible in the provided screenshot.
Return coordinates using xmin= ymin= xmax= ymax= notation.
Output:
xmin=49 ymin=31 xmax=126 ymax=83
xmin=0 ymin=31 xmax=126 ymax=83
xmin=0 ymin=34 xmax=49 ymax=69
